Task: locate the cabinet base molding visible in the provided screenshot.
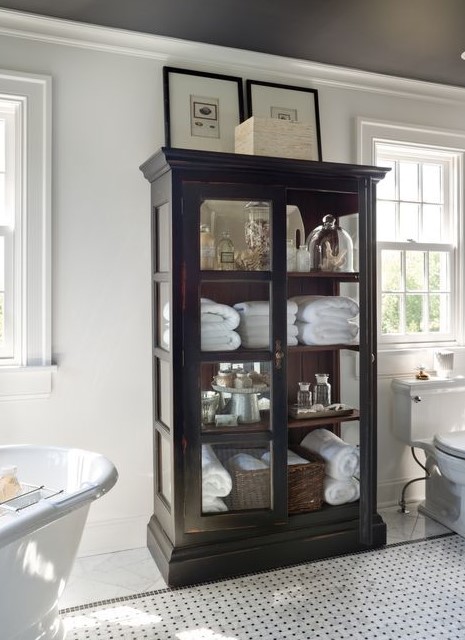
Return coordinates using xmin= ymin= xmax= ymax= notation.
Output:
xmin=147 ymin=514 xmax=387 ymax=587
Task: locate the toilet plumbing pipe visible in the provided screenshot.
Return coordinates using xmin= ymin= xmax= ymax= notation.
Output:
xmin=398 ymin=447 xmax=431 ymax=514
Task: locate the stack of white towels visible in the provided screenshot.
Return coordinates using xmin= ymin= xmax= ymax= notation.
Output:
xmin=201 ymin=298 xmax=241 ymax=351
xmin=300 ymin=428 xmax=360 ymax=505
xmin=233 ymin=300 xmax=299 ymax=348
xmin=201 ymin=444 xmax=232 ymax=513
xmin=290 ymin=295 xmax=359 ymax=345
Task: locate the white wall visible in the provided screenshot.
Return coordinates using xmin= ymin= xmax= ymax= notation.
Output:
xmin=1 ymin=10 xmax=465 ymax=554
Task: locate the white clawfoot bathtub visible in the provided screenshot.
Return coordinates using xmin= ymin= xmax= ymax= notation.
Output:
xmin=0 ymin=445 xmax=118 ymax=640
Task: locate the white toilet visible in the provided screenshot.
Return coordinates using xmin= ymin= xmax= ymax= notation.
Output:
xmin=392 ymin=377 xmax=465 ymax=536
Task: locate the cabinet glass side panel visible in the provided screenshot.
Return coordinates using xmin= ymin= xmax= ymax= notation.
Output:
xmin=156 ymin=430 xmax=172 ymax=506
xmin=201 ymin=361 xmax=271 ymax=431
xmin=157 ymin=282 xmax=170 ymax=351
xmin=157 ymin=359 xmax=172 ymax=430
xmin=200 ymin=199 xmax=271 ymax=271
xmin=155 ymin=203 xmax=170 ymax=272
xmin=201 ymin=443 xmax=271 ymax=514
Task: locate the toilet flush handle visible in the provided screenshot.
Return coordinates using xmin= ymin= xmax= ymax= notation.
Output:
xmin=412 ymin=395 xmax=422 ymax=403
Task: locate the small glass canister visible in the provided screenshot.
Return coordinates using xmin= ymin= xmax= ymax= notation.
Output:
xmin=313 ymin=373 xmax=331 ymax=406
xmin=296 ymin=244 xmax=311 ymax=272
xmin=286 ymin=239 xmax=297 ymax=272
xmin=306 ymin=214 xmax=354 ymax=272
xmin=297 ymin=382 xmax=312 ymax=408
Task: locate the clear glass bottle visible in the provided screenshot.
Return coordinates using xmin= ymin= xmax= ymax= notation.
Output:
xmin=306 ymin=214 xmax=354 ymax=272
xmin=217 ymin=230 xmax=235 ymax=270
xmin=200 ymin=224 xmax=215 ymax=270
xmin=286 ymin=239 xmax=297 ymax=272
xmin=296 ymin=244 xmax=311 ymax=272
xmin=297 ymin=382 xmax=312 ymax=408
xmin=313 ymin=373 xmax=331 ymax=406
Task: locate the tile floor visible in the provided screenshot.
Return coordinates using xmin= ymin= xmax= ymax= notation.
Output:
xmin=59 ymin=501 xmax=450 ymax=609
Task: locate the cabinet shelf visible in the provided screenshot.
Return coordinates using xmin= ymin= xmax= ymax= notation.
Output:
xmin=288 ymin=271 xmax=359 ymax=282
xmin=288 ymin=343 xmax=359 ymax=353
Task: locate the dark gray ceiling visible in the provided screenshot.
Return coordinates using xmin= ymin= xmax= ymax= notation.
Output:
xmin=2 ymin=0 xmax=465 ymax=88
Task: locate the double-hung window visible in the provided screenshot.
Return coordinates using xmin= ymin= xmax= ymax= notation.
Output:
xmin=375 ymin=143 xmax=459 ymax=345
xmin=0 ymin=71 xmax=52 ymax=399
xmin=358 ymin=118 xmax=463 ymax=351
xmin=0 ymin=97 xmax=21 ymax=360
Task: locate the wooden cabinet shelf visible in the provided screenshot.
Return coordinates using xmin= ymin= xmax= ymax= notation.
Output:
xmin=141 ymin=147 xmax=387 ymax=587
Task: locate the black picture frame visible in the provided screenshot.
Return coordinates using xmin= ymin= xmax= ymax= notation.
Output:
xmin=163 ymin=67 xmax=244 ymax=152
xmin=246 ymin=79 xmax=322 ymax=160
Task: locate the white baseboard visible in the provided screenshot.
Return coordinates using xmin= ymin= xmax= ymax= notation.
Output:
xmin=76 ymin=514 xmax=149 ymax=557
xmin=377 ymin=477 xmax=426 ymax=509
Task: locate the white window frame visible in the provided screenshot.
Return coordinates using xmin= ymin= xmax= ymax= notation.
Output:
xmin=0 ymin=70 xmax=54 ymax=400
xmin=358 ymin=119 xmax=465 ymax=357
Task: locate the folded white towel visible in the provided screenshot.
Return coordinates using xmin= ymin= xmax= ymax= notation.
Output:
xmin=261 ymin=450 xmax=310 ymax=466
xmin=234 ymin=300 xmax=298 ymax=316
xmin=290 ymin=295 xmax=359 ymax=322
xmin=201 ymin=298 xmax=240 ymax=330
xmin=228 ymin=453 xmax=269 ymax=471
xmin=202 ymin=445 xmax=232 ymax=499
xmin=202 ymin=496 xmax=229 ymax=513
xmin=300 ymin=429 xmax=360 ymax=480
xmin=324 ymin=476 xmax=360 ymax=505
xmin=239 ymin=331 xmax=299 ymax=349
xmin=162 ymin=326 xmax=170 ymax=349
xmin=237 ymin=314 xmax=297 ymax=328
xmin=296 ymin=320 xmax=359 ymax=345
xmin=238 ymin=324 xmax=298 ymax=339
xmin=201 ymin=329 xmax=241 ymax=351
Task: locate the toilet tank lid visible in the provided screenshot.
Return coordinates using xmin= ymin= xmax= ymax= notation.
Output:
xmin=434 ymin=431 xmax=465 ymax=459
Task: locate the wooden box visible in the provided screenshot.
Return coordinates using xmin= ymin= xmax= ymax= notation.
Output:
xmin=235 ymin=116 xmax=316 ymax=161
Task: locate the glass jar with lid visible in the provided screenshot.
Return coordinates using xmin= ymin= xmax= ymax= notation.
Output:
xmin=306 ymin=214 xmax=354 ymax=272
xmin=244 ymin=201 xmax=270 ymax=270
xmin=313 ymin=373 xmax=331 ymax=406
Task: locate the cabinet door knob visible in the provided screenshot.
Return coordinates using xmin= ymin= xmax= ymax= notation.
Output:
xmin=275 ymin=339 xmax=285 ymax=369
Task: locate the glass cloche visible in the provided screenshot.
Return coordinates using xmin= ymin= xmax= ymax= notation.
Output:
xmin=306 ymin=214 xmax=354 ymax=272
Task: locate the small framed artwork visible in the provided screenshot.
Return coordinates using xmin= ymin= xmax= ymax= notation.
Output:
xmin=163 ymin=67 xmax=244 ymax=152
xmin=246 ymin=80 xmax=322 ymax=160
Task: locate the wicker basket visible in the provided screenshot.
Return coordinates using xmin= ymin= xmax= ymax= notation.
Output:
xmin=217 ymin=445 xmax=325 ymax=514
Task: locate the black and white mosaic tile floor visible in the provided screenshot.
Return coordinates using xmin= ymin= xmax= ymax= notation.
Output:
xmin=61 ymin=532 xmax=465 ymax=640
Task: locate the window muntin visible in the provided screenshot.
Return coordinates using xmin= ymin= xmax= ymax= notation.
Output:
xmin=375 ymin=143 xmax=458 ymax=345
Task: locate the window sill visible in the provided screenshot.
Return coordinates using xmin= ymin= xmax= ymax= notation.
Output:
xmin=0 ymin=365 xmax=57 ymax=401
xmin=377 ymin=346 xmax=465 ymax=378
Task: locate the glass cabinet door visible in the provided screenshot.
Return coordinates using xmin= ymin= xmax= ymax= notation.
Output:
xmin=182 ymin=184 xmax=288 ymax=530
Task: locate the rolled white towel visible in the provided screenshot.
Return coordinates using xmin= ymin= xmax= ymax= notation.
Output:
xmin=234 ymin=300 xmax=298 ymax=316
xmin=290 ymin=295 xmax=359 ymax=322
xmin=228 ymin=453 xmax=268 ymax=471
xmin=261 ymin=450 xmax=310 ymax=466
xmin=324 ymin=476 xmax=360 ymax=505
xmin=300 ymin=429 xmax=360 ymax=480
xmin=202 ymin=445 xmax=232 ymax=499
xmin=296 ymin=320 xmax=358 ymax=345
xmin=202 ymin=496 xmax=229 ymax=513
xmin=201 ymin=298 xmax=241 ymax=330
xmin=201 ymin=329 xmax=241 ymax=351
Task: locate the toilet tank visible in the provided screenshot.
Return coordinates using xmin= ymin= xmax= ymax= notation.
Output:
xmin=391 ymin=377 xmax=465 ymax=446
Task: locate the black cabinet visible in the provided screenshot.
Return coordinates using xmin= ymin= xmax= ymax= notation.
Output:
xmin=140 ymin=148 xmax=387 ymax=587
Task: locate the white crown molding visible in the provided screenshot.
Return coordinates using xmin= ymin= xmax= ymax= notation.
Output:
xmin=1 ymin=8 xmax=465 ymax=105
